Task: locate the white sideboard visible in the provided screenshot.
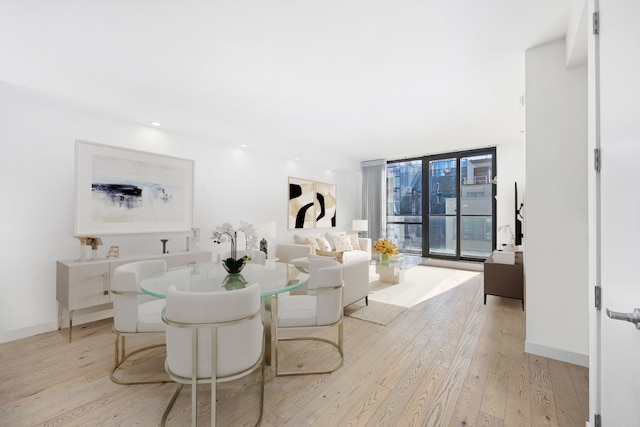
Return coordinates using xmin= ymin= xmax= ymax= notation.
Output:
xmin=56 ymin=250 xmax=211 ymax=341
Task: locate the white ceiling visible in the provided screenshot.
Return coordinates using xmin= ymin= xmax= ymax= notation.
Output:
xmin=0 ymin=1 xmax=571 ymax=164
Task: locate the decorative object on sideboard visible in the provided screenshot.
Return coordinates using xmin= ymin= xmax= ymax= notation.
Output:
xmin=87 ymin=237 xmax=103 ymax=260
xmin=161 ymin=239 xmax=169 ymax=254
xmin=74 ymin=235 xmax=90 ymax=262
xmin=106 ymin=246 xmax=120 ymax=259
xmin=211 ymin=221 xmax=258 ymax=272
xmin=252 ymin=220 xmax=276 ymax=259
xmin=373 ymin=238 xmax=399 ymax=265
xmin=352 ymin=219 xmax=368 ymax=238
xmin=186 ymin=227 xmax=200 ymax=251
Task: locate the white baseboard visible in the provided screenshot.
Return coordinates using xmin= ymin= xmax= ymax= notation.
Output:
xmin=0 ymin=309 xmax=113 ymax=344
xmin=525 ymin=340 xmax=589 ymax=367
xmin=422 ymin=257 xmax=484 ymax=272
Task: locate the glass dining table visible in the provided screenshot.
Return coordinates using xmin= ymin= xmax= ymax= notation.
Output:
xmin=139 ymin=261 xmax=310 ymax=365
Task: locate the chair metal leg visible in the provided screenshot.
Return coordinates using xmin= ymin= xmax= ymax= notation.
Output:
xmin=110 ymin=329 xmax=169 ymax=385
xmin=275 ymin=319 xmax=344 ymax=377
xmin=160 ymin=384 xmax=183 ymax=427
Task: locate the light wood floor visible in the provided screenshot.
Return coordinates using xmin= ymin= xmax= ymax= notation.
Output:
xmin=0 ymin=271 xmax=588 ymax=426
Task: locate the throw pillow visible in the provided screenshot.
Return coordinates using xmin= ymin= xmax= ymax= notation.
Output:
xmin=325 ymin=231 xmax=347 ymax=250
xmin=304 ymin=237 xmax=320 ymax=250
xmin=294 ymin=233 xmax=320 ymax=244
xmin=333 ymin=234 xmax=353 ymax=251
xmin=315 ymin=250 xmax=344 ymax=264
xmin=316 ymin=237 xmax=332 ymax=252
xmin=348 ymin=234 xmax=361 ymax=250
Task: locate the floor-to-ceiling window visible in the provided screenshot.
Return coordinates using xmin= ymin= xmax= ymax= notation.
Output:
xmin=386 ymin=159 xmax=422 ymax=254
xmin=386 ymin=148 xmax=496 ymax=261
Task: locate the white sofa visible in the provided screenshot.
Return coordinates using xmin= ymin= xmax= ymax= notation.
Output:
xmin=276 ymin=232 xmax=371 ymax=307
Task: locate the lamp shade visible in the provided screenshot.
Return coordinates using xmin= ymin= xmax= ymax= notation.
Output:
xmin=352 ymin=220 xmax=368 ymax=232
xmin=252 ymin=220 xmax=277 ymax=238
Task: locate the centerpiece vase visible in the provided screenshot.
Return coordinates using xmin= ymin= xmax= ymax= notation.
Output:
xmin=380 ymin=253 xmax=390 ymax=265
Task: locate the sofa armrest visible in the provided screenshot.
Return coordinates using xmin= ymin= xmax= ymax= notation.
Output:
xmin=358 ymin=238 xmax=372 ymax=259
xmin=276 ymin=243 xmax=314 ymax=263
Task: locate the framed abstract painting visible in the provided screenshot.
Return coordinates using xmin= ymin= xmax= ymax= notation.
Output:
xmin=288 ymin=177 xmax=315 ymax=229
xmin=314 ymin=181 xmax=336 ymax=228
xmin=74 ymin=140 xmax=194 ymax=235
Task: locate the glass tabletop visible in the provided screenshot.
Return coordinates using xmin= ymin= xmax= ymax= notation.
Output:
xmin=139 ymin=261 xmax=310 ymax=298
xmin=374 ymin=255 xmax=423 ymax=269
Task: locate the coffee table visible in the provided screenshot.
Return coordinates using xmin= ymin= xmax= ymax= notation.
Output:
xmin=375 ymin=255 xmax=422 ymax=284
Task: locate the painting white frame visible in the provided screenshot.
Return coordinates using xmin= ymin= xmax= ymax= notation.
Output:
xmin=74 ymin=140 xmax=194 ymax=235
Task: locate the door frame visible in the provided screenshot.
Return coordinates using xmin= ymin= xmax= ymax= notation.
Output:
xmin=587 ymin=0 xmax=601 ymax=424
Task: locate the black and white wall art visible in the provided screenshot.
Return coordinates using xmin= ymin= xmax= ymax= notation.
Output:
xmin=314 ymin=181 xmax=336 ymax=228
xmin=288 ymin=177 xmax=336 ymax=229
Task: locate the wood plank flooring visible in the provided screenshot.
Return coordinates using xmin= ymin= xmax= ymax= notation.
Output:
xmin=0 ymin=271 xmax=588 ymax=426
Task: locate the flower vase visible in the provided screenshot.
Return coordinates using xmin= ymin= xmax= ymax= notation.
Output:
xmin=380 ymin=253 xmax=390 ymax=265
xmin=222 ymin=258 xmax=246 ymax=274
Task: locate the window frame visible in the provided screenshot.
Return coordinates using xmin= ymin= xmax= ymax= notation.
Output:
xmin=385 ymin=147 xmax=496 ymax=261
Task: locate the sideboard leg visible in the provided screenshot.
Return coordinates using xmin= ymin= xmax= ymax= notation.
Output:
xmin=68 ymin=310 xmax=74 ymax=343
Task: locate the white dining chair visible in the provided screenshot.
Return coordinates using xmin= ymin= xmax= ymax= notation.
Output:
xmin=161 ymin=283 xmax=264 ymax=426
xmin=110 ymin=259 xmax=169 ymax=385
xmin=273 ymin=260 xmax=344 ymax=376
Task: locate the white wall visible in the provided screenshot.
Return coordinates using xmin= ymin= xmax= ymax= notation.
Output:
xmin=496 ymin=141 xmax=526 ymax=248
xmin=524 ymin=39 xmax=589 ymax=365
xmin=0 ymin=82 xmax=361 ymax=342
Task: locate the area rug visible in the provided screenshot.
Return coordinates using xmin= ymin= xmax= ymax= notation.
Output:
xmin=344 ymin=265 xmax=481 ymax=326
xmin=344 ymin=299 xmax=406 ymax=326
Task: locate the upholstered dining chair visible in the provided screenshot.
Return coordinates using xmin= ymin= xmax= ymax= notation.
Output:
xmin=110 ymin=259 xmax=168 ymax=385
xmin=273 ymin=259 xmax=344 ymax=376
xmin=161 ymin=283 xmax=264 ymax=427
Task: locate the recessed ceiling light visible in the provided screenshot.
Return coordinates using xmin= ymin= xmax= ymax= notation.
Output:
xmin=240 ymin=144 xmax=247 ymax=148
xmin=150 ymin=121 xmax=161 ymax=126
xmin=293 ymin=157 xmax=300 ymax=161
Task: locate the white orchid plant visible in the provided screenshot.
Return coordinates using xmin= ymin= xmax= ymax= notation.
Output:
xmin=210 ymin=221 xmax=259 ymax=261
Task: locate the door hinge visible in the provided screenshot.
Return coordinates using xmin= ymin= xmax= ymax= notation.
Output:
xmin=595 ymin=285 xmax=602 ymax=310
xmin=594 ymin=413 xmax=601 ymax=427
xmin=594 ymin=148 xmax=601 ymax=172
xmin=593 ymin=11 xmax=600 ymax=35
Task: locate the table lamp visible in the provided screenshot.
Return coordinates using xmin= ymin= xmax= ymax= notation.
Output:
xmin=352 ymin=219 xmax=368 ymax=238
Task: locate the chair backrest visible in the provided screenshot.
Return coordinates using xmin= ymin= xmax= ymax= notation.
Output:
xmin=164 ymin=283 xmax=263 ymax=379
xmin=315 ymin=264 xmax=344 ymax=325
xmin=112 ymin=260 xmax=167 ymax=332
xmin=307 ymin=257 xmax=341 ymax=290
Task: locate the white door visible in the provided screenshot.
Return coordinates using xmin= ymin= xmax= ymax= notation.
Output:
xmin=590 ymin=0 xmax=640 ymax=424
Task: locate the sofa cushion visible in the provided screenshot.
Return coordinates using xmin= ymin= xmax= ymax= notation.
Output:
xmin=316 ymin=237 xmax=332 ymax=252
xmin=304 ymin=238 xmax=320 ymax=250
xmin=316 ymin=250 xmax=344 ymax=264
xmin=342 ymin=250 xmax=369 ymax=264
xmin=349 ymin=234 xmax=361 ymax=250
xmin=332 ymin=234 xmax=353 ymax=252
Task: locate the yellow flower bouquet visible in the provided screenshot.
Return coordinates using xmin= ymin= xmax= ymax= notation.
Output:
xmin=373 ymin=238 xmax=398 ymax=265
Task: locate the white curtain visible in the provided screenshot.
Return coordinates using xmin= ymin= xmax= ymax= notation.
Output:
xmin=361 ymin=159 xmax=386 ymax=244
